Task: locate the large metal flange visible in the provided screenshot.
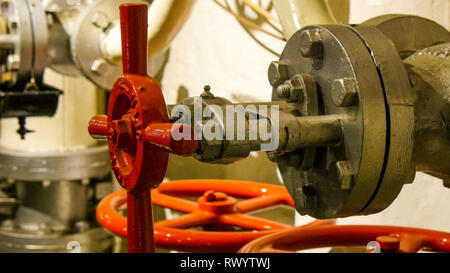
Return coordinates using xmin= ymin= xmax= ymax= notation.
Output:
xmin=26 ymin=0 xmax=48 ymax=85
xmin=108 ymin=74 xmax=169 ymax=193
xmin=362 ymin=15 xmax=450 ymax=59
xmin=272 ymin=25 xmax=388 ymax=219
xmin=0 ymin=0 xmax=32 ymax=88
xmin=3 ymin=0 xmax=48 ymax=87
xmin=350 ymin=25 xmax=416 ymax=215
xmin=71 ymin=0 xmax=145 ymax=90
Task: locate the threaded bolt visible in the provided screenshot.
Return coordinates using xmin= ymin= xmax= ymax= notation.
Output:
xmin=277 ymin=84 xmax=291 ymax=98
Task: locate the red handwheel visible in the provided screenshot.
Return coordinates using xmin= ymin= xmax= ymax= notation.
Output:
xmin=239 ymin=224 xmax=450 ymax=253
xmin=97 ymin=179 xmax=334 ymax=252
xmin=88 ymin=4 xmax=197 ymax=253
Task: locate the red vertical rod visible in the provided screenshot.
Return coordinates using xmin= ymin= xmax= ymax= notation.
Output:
xmin=127 ymin=191 xmax=155 ymax=253
xmin=120 ymin=3 xmax=148 ymax=76
xmin=119 ymin=3 xmax=154 ymax=253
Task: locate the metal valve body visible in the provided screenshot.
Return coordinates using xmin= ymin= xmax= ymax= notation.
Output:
xmin=168 ymin=15 xmax=450 ymax=219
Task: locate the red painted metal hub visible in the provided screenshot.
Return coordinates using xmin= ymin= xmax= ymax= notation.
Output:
xmin=88 ymin=3 xmax=197 ymax=253
xmin=97 ymin=179 xmax=333 ymax=252
xmin=197 ymin=191 xmax=238 ymax=214
xmin=239 ymin=224 xmax=450 ymax=253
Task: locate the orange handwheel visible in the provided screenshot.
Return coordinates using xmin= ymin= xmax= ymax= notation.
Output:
xmin=97 ymin=179 xmax=333 ymax=252
xmin=239 ymin=224 xmax=450 ymax=253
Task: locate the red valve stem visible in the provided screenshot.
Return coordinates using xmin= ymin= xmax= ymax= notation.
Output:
xmin=88 ymin=115 xmax=108 ymax=140
xmin=88 ymin=3 xmax=199 ymax=254
xmin=145 ymin=123 xmax=198 ymax=156
xmin=120 ymin=3 xmax=148 ymax=76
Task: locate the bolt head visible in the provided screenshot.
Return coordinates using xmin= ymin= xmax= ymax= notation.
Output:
xmin=111 ymin=116 xmax=135 ymax=150
xmin=75 ymin=221 xmax=90 ymax=232
xmin=287 ymin=75 xmax=306 ymax=103
xmin=268 ymin=61 xmax=288 ymax=87
xmin=46 ymin=14 xmax=54 ymax=25
xmin=42 ymin=180 xmax=52 ymax=188
xmin=336 ymin=161 xmax=354 ymax=190
xmin=444 ymin=179 xmax=450 ymax=189
xmin=38 ymin=223 xmax=52 ymax=234
xmin=332 ymin=78 xmax=358 ymax=107
xmin=91 ymin=12 xmax=110 ymax=29
xmin=266 ymin=151 xmax=280 ymax=162
xmin=1 ymin=220 xmax=14 ymax=230
xmin=299 ymin=29 xmax=323 ymax=59
xmin=295 ymin=186 xmax=317 ymax=215
xmin=6 ymin=54 xmax=19 ymax=71
xmin=90 ymin=59 xmax=108 ymax=75
xmin=204 ymin=191 xmax=227 ymax=202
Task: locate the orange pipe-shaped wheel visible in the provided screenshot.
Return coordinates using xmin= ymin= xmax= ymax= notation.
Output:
xmin=97 ymin=179 xmax=335 ymax=252
xmin=239 ymin=225 xmax=450 ymax=253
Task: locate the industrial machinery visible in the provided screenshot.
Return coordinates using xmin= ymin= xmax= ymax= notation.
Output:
xmin=0 ymin=0 xmax=448 ymax=254
xmin=0 ymin=0 xmax=195 ymax=135
xmin=89 ymin=2 xmax=450 ymax=253
xmin=166 ymin=14 xmax=450 ymax=219
xmin=0 ymin=0 xmax=194 ymax=252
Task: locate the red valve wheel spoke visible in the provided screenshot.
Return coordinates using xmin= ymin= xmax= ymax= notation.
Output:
xmin=236 ymin=195 xmax=293 ymax=213
xmin=155 ymin=212 xmax=216 ymax=229
xmin=219 ymin=214 xmax=292 ymax=230
xmin=96 ymin=179 xmax=318 ymax=252
xmin=398 ymin=233 xmax=428 ymax=253
xmin=152 ymin=190 xmax=198 ymax=213
xmin=155 ymin=180 xmax=289 ymax=198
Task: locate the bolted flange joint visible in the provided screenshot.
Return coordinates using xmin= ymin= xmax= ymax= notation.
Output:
xmin=299 ymin=29 xmax=324 ymax=60
xmin=332 ymin=78 xmax=358 ymax=107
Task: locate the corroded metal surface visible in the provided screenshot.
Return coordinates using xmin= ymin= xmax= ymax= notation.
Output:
xmin=272 ymin=24 xmax=387 ymax=218
xmin=405 ymin=43 xmax=450 ymax=182
xmin=351 ymin=25 xmax=415 ymax=215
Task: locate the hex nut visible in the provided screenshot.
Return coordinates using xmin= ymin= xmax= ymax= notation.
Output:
xmin=299 ymin=29 xmax=323 ymax=59
xmin=332 ymin=78 xmax=358 ymax=107
xmin=288 ymin=75 xmax=306 ymax=103
xmin=6 ymin=54 xmax=20 ymax=71
xmin=91 ymin=12 xmax=110 ymax=29
xmin=336 ymin=161 xmax=354 ymax=190
xmin=276 ymin=75 xmax=307 ymax=102
xmin=90 ymin=59 xmax=108 ymax=75
xmin=444 ymin=179 xmax=450 ymax=189
xmin=112 ymin=117 xmax=135 ymax=149
xmin=295 ymin=186 xmax=317 ymax=215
